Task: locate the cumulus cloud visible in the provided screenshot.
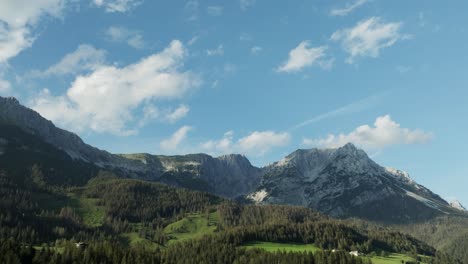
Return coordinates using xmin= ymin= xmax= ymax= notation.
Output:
xmin=201 ymin=130 xmax=290 ymax=156
xmin=31 ymin=40 xmax=200 ymax=136
xmin=302 ymin=115 xmax=433 ymax=150
xmin=206 ymin=6 xmax=223 ymax=16
xmin=200 ymin=131 xmax=235 ymax=155
xmin=238 ymin=131 xmax=291 ymax=155
xmin=277 ymin=41 xmax=330 ymax=73
xmin=206 ymin=44 xmax=224 ymax=56
xmin=160 ymin=125 xmax=192 ymax=152
xmin=331 ymin=17 xmax=408 ymax=63
xmin=40 ymin=44 xmax=106 ymax=76
xmin=105 ymin=26 xmax=145 ymax=49
xmin=240 ymin=0 xmax=256 ymax=11
xmin=330 ymin=0 xmax=368 ymax=17
xmin=0 ymin=0 xmax=66 ymax=64
xmin=93 ymin=0 xmax=142 ymax=13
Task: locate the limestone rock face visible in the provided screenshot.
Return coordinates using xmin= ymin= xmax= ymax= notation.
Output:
xmin=248 ymin=143 xmax=453 ymax=222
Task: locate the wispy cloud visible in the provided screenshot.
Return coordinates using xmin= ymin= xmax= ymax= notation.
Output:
xmin=93 ymin=0 xmax=142 ymax=13
xmin=185 ymin=0 xmax=199 ymax=21
xmin=290 ymin=93 xmax=385 ymax=131
xmin=251 ymin=46 xmax=262 ymax=54
xmin=105 ymin=26 xmax=145 ymax=49
xmin=330 ymin=0 xmax=368 ymax=17
xmin=206 ymin=6 xmax=223 ymax=16
xmin=160 ymin=125 xmax=192 ymax=152
xmin=206 ymin=44 xmax=224 ymax=56
xmin=188 ymin=35 xmax=199 ymax=46
xmin=277 ymin=41 xmax=330 ymax=73
xmin=331 ymin=17 xmax=409 ymax=63
xmin=37 ymin=44 xmax=106 ymax=77
xmin=240 ymin=0 xmax=256 ymax=11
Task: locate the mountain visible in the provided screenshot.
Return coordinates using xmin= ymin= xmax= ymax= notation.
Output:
xmin=449 ymin=200 xmax=467 ymax=211
xmin=122 ymin=152 xmax=261 ymax=197
xmin=0 ymin=96 xmax=463 ymax=222
xmin=247 ymin=143 xmax=455 ymax=223
xmin=0 ymin=96 xmax=260 ymax=197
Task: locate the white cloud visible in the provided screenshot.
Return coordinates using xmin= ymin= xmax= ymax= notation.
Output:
xmin=277 ymin=41 xmax=329 ymax=73
xmin=41 ymin=44 xmax=106 ymax=76
xmin=105 ymin=26 xmax=145 ymax=49
xmin=139 ymin=104 xmax=190 ymax=126
xmin=0 ymin=0 xmax=66 ymax=63
xmin=206 ymin=44 xmax=224 ymax=56
xmin=331 ymin=17 xmax=408 ymax=63
xmin=0 ymin=78 xmax=11 ymax=94
xmin=160 ymin=125 xmax=192 ymax=152
xmin=240 ymin=0 xmax=256 ymax=11
xmin=201 ymin=130 xmax=290 ymax=156
xmin=251 ymin=46 xmax=262 ymax=54
xmin=93 ymin=0 xmax=142 ymax=13
xmin=238 ymin=131 xmax=290 ymax=156
xmin=206 ymin=6 xmax=223 ymax=16
xmin=200 ymin=130 xmax=234 ymax=155
xmin=31 ymin=40 xmax=200 ymax=136
xmin=188 ymin=35 xmax=199 ymax=46
xmin=330 ymin=0 xmax=368 ymax=17
xmin=165 ymin=105 xmax=190 ymax=123
xmin=302 ymin=115 xmax=433 ymax=150
xmin=291 ymin=93 xmax=384 ymax=131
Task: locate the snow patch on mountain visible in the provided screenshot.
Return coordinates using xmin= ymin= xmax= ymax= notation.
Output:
xmin=449 ymin=200 xmax=466 ymax=211
xmin=247 ymin=189 xmax=268 ymax=203
xmin=404 ymin=189 xmax=448 ymax=214
xmin=386 ymin=167 xmax=414 ymax=183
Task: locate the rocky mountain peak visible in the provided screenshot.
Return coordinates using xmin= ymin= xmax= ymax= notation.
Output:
xmin=249 ymin=143 xmax=452 ymax=222
xmin=385 ymin=167 xmax=415 ymax=184
xmin=449 ymin=200 xmax=467 ymax=211
xmin=218 ymin=153 xmax=250 ymax=165
xmin=1 ymin=96 xmax=19 ymax=105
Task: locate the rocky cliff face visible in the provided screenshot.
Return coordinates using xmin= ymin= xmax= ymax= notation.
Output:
xmin=0 ymin=96 xmax=156 ymax=177
xmin=0 ymin=96 xmax=260 ymax=198
xmin=248 ymin=143 xmax=453 ymax=222
xmin=449 ymin=200 xmax=467 ymax=211
xmin=153 ymin=153 xmax=262 ymax=197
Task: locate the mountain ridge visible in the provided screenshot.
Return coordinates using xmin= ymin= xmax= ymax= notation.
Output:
xmin=0 ymin=96 xmax=461 ymax=222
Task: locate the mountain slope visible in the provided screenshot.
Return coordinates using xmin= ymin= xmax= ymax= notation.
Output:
xmin=247 ymin=143 xmax=455 ymax=223
xmin=1 ymin=96 xmax=463 ymax=221
xmin=0 ymin=96 xmax=260 ymax=197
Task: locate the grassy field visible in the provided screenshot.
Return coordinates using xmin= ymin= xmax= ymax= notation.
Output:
xmin=368 ymin=253 xmax=429 ymax=264
xmin=120 ymin=231 xmax=161 ymax=250
xmin=242 ymin=241 xmax=320 ymax=253
xmin=66 ymin=190 xmax=105 ymax=227
xmin=75 ymin=197 xmax=105 ymax=227
xmin=163 ymin=212 xmax=219 ymax=245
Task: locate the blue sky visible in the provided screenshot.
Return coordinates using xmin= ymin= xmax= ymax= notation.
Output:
xmin=1 ymin=0 xmax=467 ymax=206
